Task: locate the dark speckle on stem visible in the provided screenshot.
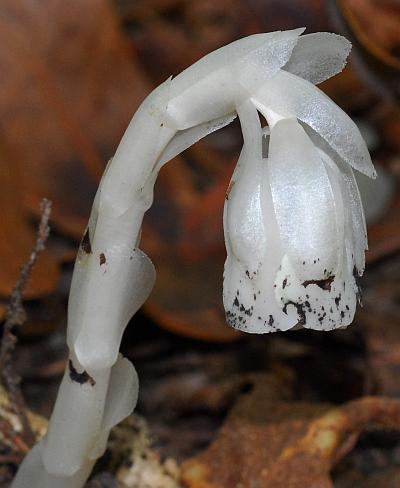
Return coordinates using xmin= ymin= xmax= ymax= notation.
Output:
xmin=80 ymin=229 xmax=92 ymax=254
xmin=225 ymin=180 xmax=235 ymax=200
xmin=69 ymin=360 xmax=96 ymax=387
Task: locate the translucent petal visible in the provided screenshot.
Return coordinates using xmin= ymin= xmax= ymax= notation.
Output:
xmin=270 ymin=146 xmax=361 ymax=331
xmin=223 ymin=103 xmax=265 ymax=274
xmin=268 ymin=118 xmax=339 ymax=281
xmin=318 ymin=150 xmax=346 ymax=273
xmin=223 ymin=111 xmax=295 ymax=332
xmin=157 ymin=113 xmax=236 ymax=168
xmin=252 ymin=70 xmax=376 ymax=177
xmin=224 ymin=149 xmax=266 ymax=274
xmin=223 ymin=198 xmax=295 ymax=334
xmin=283 ymin=32 xmax=351 ymax=84
xmin=320 ymin=149 xmax=367 ymax=275
xmin=342 ymin=166 xmax=368 ymax=275
xmin=167 ymin=29 xmax=304 ymax=129
xmin=170 ymin=29 xmax=304 ymax=97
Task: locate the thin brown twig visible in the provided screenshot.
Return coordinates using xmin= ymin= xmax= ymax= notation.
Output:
xmin=0 ymin=198 xmax=52 ymax=448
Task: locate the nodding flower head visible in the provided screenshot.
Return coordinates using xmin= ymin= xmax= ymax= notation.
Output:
xmin=223 ymin=40 xmax=375 ymax=333
xmin=110 ymin=28 xmax=375 ymax=334
xmin=156 ymin=29 xmax=375 ymax=334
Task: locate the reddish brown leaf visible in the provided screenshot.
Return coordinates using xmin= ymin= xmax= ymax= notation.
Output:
xmin=366 ymin=189 xmax=400 ymax=264
xmin=358 ymin=257 xmax=400 ymax=396
xmin=333 ymin=0 xmax=400 ymax=98
xmin=337 ymin=0 xmax=400 ymax=69
xmin=181 ymin=382 xmax=400 ymax=488
xmin=0 ymin=149 xmax=59 ymax=298
xmin=0 ymin=0 xmax=150 ymax=240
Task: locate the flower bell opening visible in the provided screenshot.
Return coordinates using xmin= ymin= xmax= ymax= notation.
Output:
xmin=223 ymin=98 xmax=371 ymax=333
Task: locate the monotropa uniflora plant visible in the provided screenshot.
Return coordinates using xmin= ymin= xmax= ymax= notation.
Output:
xmin=13 ymin=28 xmax=375 ymax=488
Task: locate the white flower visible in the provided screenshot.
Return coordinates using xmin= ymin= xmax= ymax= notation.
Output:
xmin=223 ymin=56 xmax=375 ymax=333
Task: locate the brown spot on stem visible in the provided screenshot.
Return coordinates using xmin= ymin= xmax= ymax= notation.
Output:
xmin=225 ymin=180 xmax=235 ymax=200
xmin=80 ymin=229 xmax=92 ymax=254
xmin=69 ymin=360 xmax=95 ymax=386
xmin=99 ymin=252 xmax=106 ymax=266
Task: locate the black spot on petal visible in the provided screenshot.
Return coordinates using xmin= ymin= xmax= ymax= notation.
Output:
xmin=353 ymin=266 xmax=363 ymax=304
xmin=282 ymin=301 xmax=306 ymax=327
xmin=303 ymin=276 xmax=335 ymax=291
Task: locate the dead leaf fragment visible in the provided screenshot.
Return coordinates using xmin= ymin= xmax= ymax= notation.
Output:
xmin=111 ymin=416 xmax=182 ymax=488
xmin=0 ymin=0 xmax=150 ymax=240
xmin=181 ymin=379 xmax=400 ymax=488
xmin=0 ymin=384 xmax=47 ymax=470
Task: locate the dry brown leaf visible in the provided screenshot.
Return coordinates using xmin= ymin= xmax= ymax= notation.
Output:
xmin=0 ymin=0 xmax=150 ymax=240
xmin=0 ymin=149 xmax=59 ymax=298
xmin=337 ymin=0 xmax=400 ymax=70
xmin=181 ymin=379 xmax=400 ymax=488
xmin=0 ymin=0 xmax=152 ymax=301
xmin=333 ymin=0 xmax=400 ymax=98
xmin=113 ymin=416 xmax=181 ymax=488
xmin=0 ymin=384 xmax=47 ymax=477
xmin=0 ymin=304 xmax=5 ymax=321
xmin=143 ymin=157 xmax=241 ymax=342
xmin=358 ymin=258 xmax=400 ymax=396
xmin=366 ymin=190 xmax=400 ymax=264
